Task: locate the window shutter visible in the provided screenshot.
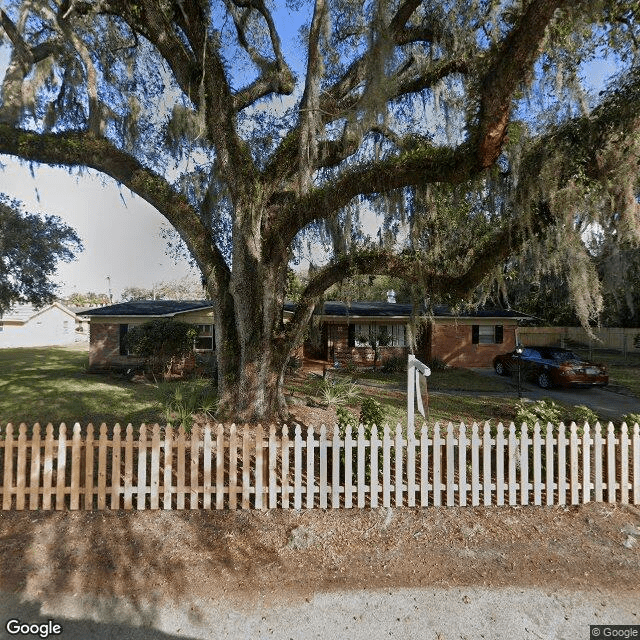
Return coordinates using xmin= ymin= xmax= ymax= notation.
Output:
xmin=119 ymin=324 xmax=129 ymax=355
xmin=472 ymin=325 xmax=479 ymax=344
xmin=495 ymin=325 xmax=504 ymax=344
xmin=348 ymin=324 xmax=355 ymax=347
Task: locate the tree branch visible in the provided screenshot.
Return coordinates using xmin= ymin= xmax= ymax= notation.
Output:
xmin=0 ymin=125 xmax=231 ymax=291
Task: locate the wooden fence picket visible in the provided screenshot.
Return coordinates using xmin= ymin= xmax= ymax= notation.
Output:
xmin=432 ymin=423 xmax=442 ymax=507
xmin=241 ymin=427 xmax=250 ymax=509
xmin=293 ymin=426 xmax=302 ymax=510
xmin=557 ymin=424 xmax=567 ymax=506
xmin=0 ymin=420 xmax=638 ymax=511
xmin=370 ymin=426 xmax=380 ymax=508
xmin=483 ymin=422 xmax=492 ymax=506
xmin=545 ymin=424 xmax=555 ymax=506
xmin=470 ymin=423 xmax=479 ymax=507
xmin=281 ymin=425 xmax=290 ymax=509
xmin=151 ymin=425 xmax=161 ymax=510
xmin=16 ymin=424 xmax=27 ymax=511
xmin=570 ymin=423 xmax=579 ymax=505
xmin=111 ymin=425 xmax=121 ymax=510
xmin=407 ymin=425 xmax=417 ymax=508
xmin=191 ymin=427 xmax=200 ymax=509
xmin=306 ymin=426 xmax=315 ymax=509
xmin=582 ymin=424 xmax=592 ymax=504
xmin=445 ymin=423 xmax=455 ymax=507
xmin=176 ymin=426 xmax=186 ymax=509
xmin=620 ymin=424 xmax=629 ymax=505
xmin=231 ymin=424 xmax=240 ymax=509
xmin=532 ymin=423 xmax=542 ymax=506
xmin=395 ymin=426 xmax=404 ymax=507
xmin=124 ymin=424 xmax=134 ymax=510
xmin=607 ymin=423 xmax=616 ymax=503
xmin=56 ymin=424 xmax=67 ymax=511
xmin=520 ymin=423 xmax=529 ymax=506
xmin=382 ymin=425 xmax=391 ymax=508
xmin=164 ymin=425 xmax=174 ymax=510
xmin=344 ymin=426 xmax=353 ymax=508
xmin=357 ymin=425 xmax=366 ymax=509
xmin=459 ymin=423 xmax=468 ymax=507
xmin=633 ymin=424 xmax=640 ymax=505
xmin=42 ymin=424 xmax=54 ymax=510
xmin=269 ymin=425 xmax=278 ymax=510
xmin=137 ymin=425 xmax=147 ymax=510
xmin=70 ymin=424 xmax=82 ymax=510
xmin=255 ymin=425 xmax=264 ymax=510
xmin=494 ymin=423 xmax=504 ymax=507
xmin=420 ymin=424 xmax=429 ymax=507
xmin=29 ymin=424 xmax=41 ymax=510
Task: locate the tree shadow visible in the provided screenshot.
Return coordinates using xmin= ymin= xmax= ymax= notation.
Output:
xmin=0 ymin=509 xmax=284 ymax=637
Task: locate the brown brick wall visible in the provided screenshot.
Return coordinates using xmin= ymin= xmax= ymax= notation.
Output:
xmin=430 ymin=323 xmax=516 ymax=367
xmin=89 ymin=322 xmax=144 ymax=369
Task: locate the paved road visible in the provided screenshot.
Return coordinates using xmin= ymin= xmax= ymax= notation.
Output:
xmin=471 ymin=368 xmax=640 ymax=421
xmin=1 ymin=586 xmax=638 ymax=640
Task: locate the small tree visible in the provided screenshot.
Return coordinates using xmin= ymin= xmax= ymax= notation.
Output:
xmin=124 ymin=319 xmax=198 ymax=379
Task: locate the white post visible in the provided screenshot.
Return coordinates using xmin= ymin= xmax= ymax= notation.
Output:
xmin=407 ymin=354 xmax=431 ymax=434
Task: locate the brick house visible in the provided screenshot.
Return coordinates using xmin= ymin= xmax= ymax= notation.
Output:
xmin=83 ymin=300 xmax=215 ymax=370
xmin=305 ymin=300 xmax=530 ymax=368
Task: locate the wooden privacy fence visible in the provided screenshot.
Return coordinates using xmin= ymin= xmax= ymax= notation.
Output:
xmin=1 ymin=422 xmax=639 ymax=511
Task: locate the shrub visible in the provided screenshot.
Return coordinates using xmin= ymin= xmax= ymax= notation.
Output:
xmin=621 ymin=413 xmax=640 ymax=425
xmin=338 ymin=397 xmax=387 ymax=484
xmin=360 ymin=397 xmax=384 ymax=429
xmin=427 ymin=357 xmax=448 ymax=371
xmin=158 ymin=381 xmax=216 ymax=432
xmin=319 ymin=377 xmax=360 ymax=407
xmin=124 ymin=319 xmax=198 ymax=379
xmin=382 ymin=355 xmax=406 ymax=372
xmin=515 ymin=399 xmax=562 ymax=431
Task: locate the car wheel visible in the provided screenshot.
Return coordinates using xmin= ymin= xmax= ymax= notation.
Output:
xmin=538 ymin=372 xmax=552 ymax=389
xmin=495 ymin=362 xmax=505 ymax=376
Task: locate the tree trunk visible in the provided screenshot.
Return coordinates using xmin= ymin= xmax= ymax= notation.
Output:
xmin=213 ymin=201 xmax=294 ymax=423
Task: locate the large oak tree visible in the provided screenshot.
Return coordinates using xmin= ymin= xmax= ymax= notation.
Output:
xmin=0 ymin=0 xmax=639 ymax=420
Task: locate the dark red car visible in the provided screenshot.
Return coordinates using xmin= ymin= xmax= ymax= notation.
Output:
xmin=493 ymin=347 xmax=608 ymax=389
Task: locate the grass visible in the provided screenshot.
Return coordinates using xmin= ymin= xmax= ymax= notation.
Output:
xmin=332 ymin=367 xmax=511 ymax=392
xmin=0 ymin=347 xmax=631 ymax=428
xmin=0 ymin=346 xmax=164 ymax=426
xmin=607 ymin=366 xmax=640 ymax=397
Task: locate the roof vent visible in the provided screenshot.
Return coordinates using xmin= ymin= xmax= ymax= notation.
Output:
xmin=386 ymin=290 xmax=396 ymax=303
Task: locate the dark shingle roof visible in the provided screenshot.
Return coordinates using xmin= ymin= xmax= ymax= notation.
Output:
xmin=313 ymin=301 xmax=531 ymax=320
xmin=83 ymin=300 xmax=213 ymax=317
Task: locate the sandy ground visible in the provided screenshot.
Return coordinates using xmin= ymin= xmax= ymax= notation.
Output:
xmin=0 ymin=504 xmax=639 ymax=639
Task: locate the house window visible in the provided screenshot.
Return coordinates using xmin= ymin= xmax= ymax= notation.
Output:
xmin=472 ymin=325 xmax=504 ymax=344
xmin=352 ymin=323 xmax=406 ymax=347
xmin=0 ymin=322 xmax=3 ymax=332
xmin=119 ymin=324 xmax=129 ymax=355
xmin=195 ymin=324 xmax=215 ymax=351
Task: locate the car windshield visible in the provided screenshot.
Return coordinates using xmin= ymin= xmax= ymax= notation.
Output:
xmin=546 ymin=350 xmax=582 ymax=362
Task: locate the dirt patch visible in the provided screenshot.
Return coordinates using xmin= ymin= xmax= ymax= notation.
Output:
xmin=0 ymin=504 xmax=638 ymax=607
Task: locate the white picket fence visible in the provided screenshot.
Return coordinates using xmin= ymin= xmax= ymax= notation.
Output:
xmin=1 ymin=422 xmax=639 ymax=510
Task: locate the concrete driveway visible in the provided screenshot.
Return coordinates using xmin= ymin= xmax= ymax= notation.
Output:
xmin=473 ymin=368 xmax=640 ymax=421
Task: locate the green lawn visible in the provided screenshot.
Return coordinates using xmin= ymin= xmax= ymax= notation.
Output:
xmin=0 ymin=346 xmax=164 ymax=426
xmin=0 ymin=347 xmax=630 ymax=429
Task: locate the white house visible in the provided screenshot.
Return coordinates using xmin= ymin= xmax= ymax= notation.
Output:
xmin=0 ymin=302 xmax=82 ymax=348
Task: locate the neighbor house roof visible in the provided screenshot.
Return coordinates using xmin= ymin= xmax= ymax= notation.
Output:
xmin=312 ymin=301 xmax=531 ymax=320
xmin=83 ymin=300 xmax=214 ymax=317
xmin=1 ymin=302 xmax=77 ymax=323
